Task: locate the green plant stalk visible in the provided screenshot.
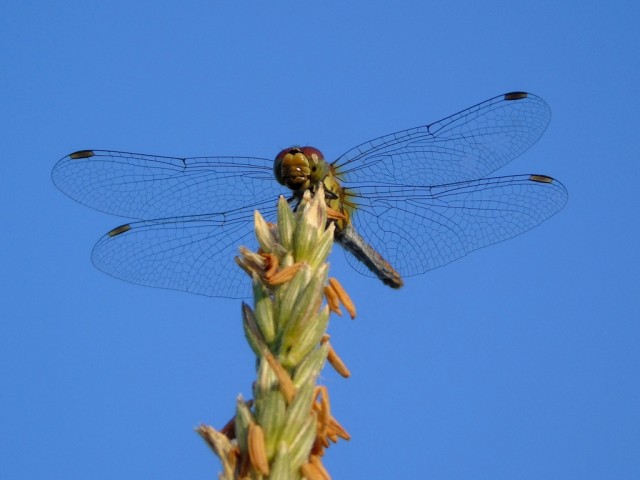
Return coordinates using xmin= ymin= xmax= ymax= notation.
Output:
xmin=201 ymin=188 xmax=340 ymax=479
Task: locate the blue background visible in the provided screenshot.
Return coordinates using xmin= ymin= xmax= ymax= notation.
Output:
xmin=2 ymin=1 xmax=638 ymax=478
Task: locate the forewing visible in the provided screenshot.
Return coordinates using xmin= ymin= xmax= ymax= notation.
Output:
xmin=344 ymin=175 xmax=568 ymax=278
xmin=90 ymin=203 xmax=277 ymax=298
xmin=333 ymin=92 xmax=551 ymax=186
xmin=52 ymin=150 xmax=284 ymax=219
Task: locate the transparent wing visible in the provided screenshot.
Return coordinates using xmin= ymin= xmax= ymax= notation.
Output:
xmin=333 ymin=92 xmax=551 ymax=186
xmin=52 ymin=150 xmax=284 ymax=219
xmin=343 ymin=175 xmax=568 ymax=278
xmin=91 ymin=202 xmax=278 ymax=298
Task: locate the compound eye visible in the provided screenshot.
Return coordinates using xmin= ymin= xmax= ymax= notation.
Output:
xmin=300 ymin=146 xmax=324 ymax=163
xmin=275 ymin=147 xmax=301 ymax=163
xmin=273 ymin=146 xmax=312 ymax=189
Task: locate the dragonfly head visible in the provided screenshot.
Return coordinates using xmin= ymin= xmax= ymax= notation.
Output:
xmin=274 ymin=146 xmax=329 ymax=192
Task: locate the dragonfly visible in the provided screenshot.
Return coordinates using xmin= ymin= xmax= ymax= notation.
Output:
xmin=52 ymin=91 xmax=567 ymax=299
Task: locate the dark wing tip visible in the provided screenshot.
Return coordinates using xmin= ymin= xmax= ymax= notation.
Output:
xmin=529 ymin=174 xmax=569 ymax=200
xmin=69 ymin=150 xmax=95 ymax=160
xmin=529 ymin=174 xmax=554 ymax=184
xmin=107 ymin=224 xmax=132 ymax=237
xmin=504 ymin=91 xmax=529 ymax=101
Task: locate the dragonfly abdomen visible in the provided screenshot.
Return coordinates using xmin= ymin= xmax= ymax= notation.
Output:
xmin=335 ymin=223 xmax=403 ymax=289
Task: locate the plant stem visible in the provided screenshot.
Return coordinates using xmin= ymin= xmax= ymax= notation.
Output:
xmin=198 ymin=188 xmax=352 ymax=479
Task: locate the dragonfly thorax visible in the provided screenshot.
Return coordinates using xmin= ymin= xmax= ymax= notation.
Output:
xmin=274 ymin=146 xmax=329 ymax=192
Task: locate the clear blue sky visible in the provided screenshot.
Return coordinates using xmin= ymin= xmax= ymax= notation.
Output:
xmin=2 ymin=1 xmax=638 ymax=478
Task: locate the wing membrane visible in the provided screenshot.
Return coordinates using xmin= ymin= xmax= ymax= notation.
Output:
xmin=52 ymin=150 xmax=283 ymax=219
xmin=91 ymin=203 xmax=277 ymax=298
xmin=334 ymin=92 xmax=551 ymax=186
xmin=345 ymin=174 xmax=568 ymax=277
